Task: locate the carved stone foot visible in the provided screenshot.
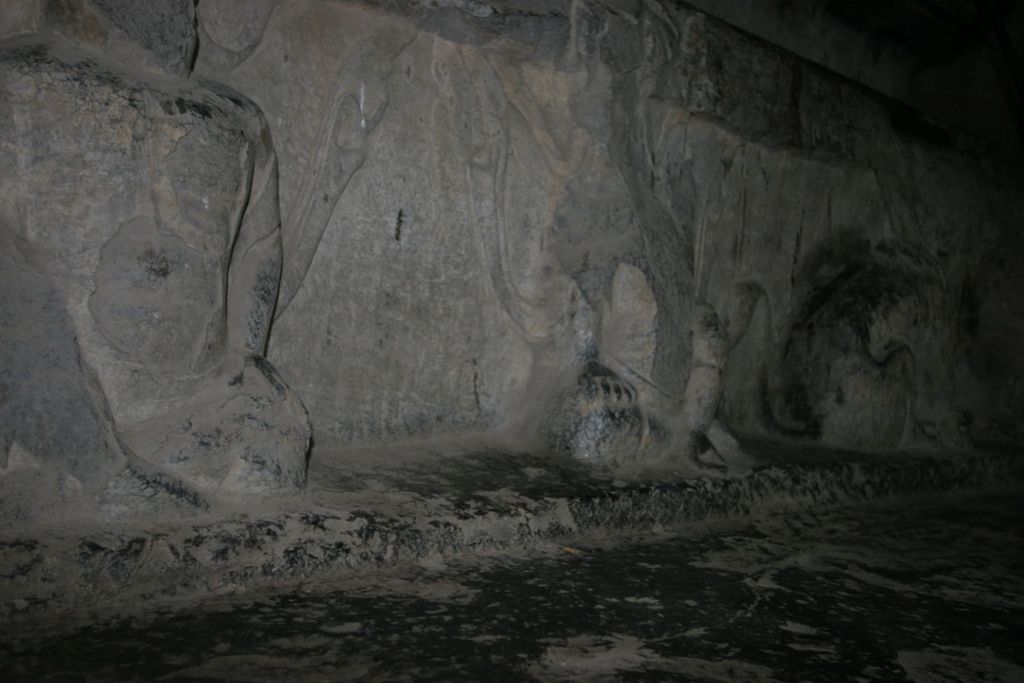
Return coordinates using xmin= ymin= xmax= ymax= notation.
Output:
xmin=123 ymin=356 xmax=311 ymax=498
xmin=547 ymin=361 xmax=662 ymax=466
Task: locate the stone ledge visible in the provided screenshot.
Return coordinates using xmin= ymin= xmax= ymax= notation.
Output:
xmin=1 ymin=446 xmax=1022 ymax=623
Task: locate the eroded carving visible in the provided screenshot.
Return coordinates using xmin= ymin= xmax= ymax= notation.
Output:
xmin=0 ymin=1 xmax=308 ymax=522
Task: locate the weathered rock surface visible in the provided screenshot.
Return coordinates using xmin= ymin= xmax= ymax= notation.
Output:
xmin=0 ymin=0 xmax=309 ymax=516
xmin=0 ymin=0 xmax=198 ymax=77
xmin=121 ymin=356 xmax=310 ymax=497
xmin=6 ymin=490 xmax=1024 ymax=682
xmin=0 ymin=230 xmax=127 ymax=523
xmin=2 ymin=0 xmax=1024 ymax=531
xmin=776 ymin=242 xmax=959 ymax=449
xmin=545 ymin=361 xmax=657 ymax=466
xmin=1 ymin=440 xmax=1022 ymax=622
xmin=196 ymin=0 xmax=1024 ymax=459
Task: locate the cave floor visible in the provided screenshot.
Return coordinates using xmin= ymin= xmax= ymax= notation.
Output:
xmin=3 ymin=490 xmax=1022 ymax=682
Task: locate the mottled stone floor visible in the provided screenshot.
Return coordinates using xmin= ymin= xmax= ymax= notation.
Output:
xmin=3 ymin=491 xmax=1022 ymax=682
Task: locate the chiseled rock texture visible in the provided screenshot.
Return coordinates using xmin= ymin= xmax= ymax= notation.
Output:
xmin=545 ymin=360 xmax=658 ymax=467
xmin=2 ymin=0 xmax=1023 ymax=528
xmin=0 ymin=0 xmax=309 ymax=520
xmin=197 ymin=0 xmax=1024 ymax=452
xmin=6 ymin=491 xmax=1024 ymax=681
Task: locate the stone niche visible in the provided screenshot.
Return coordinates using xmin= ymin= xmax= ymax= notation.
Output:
xmin=1 ymin=0 xmax=1022 ymax=524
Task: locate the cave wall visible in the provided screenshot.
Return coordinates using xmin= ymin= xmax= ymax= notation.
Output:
xmin=683 ymin=0 xmax=1024 ymax=158
xmin=196 ymin=0 xmax=621 ymax=444
xmin=194 ymin=0 xmax=1024 ymax=450
xmin=1 ymin=0 xmax=1021 ymax=519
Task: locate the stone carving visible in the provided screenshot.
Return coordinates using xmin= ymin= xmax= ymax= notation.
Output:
xmin=192 ymin=0 xmax=1024 ymax=472
xmin=546 ymin=293 xmax=739 ymax=473
xmin=546 ymin=361 xmax=659 ymax=467
xmin=2 ymin=0 xmax=1022 ymax=524
xmin=194 ymin=2 xmax=721 ymax=473
xmin=0 ymin=228 xmax=127 ymax=522
xmin=0 ymin=0 xmax=309 ymax=518
xmin=776 ymin=241 xmax=961 ymax=449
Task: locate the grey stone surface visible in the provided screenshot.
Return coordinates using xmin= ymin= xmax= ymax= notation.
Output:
xmin=0 ymin=0 xmax=1023 ymax=608
xmin=1 ymin=439 xmax=1021 ymax=621
xmin=0 ymin=0 xmax=198 ymax=77
xmin=3 ymin=490 xmax=1023 ymax=681
xmin=0 ymin=232 xmax=124 ymax=485
xmin=188 ymin=0 xmax=1024 ymax=464
xmin=0 ymin=1 xmax=308 ymax=513
xmin=545 ymin=361 xmax=658 ymax=466
xmin=776 ymin=241 xmax=960 ymax=449
xmin=684 ymin=0 xmax=1023 ymax=159
xmin=120 ymin=356 xmax=310 ymax=496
